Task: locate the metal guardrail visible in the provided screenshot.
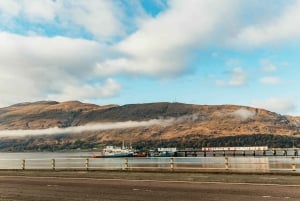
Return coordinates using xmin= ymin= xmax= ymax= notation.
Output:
xmin=0 ymin=157 xmax=299 ymax=173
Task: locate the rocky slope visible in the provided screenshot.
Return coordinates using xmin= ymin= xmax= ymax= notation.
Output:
xmin=0 ymin=101 xmax=300 ymax=151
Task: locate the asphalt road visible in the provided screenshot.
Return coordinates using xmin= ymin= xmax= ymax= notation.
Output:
xmin=1 ymin=174 xmax=300 ymax=201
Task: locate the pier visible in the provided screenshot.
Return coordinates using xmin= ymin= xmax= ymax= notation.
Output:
xmin=175 ymin=148 xmax=300 ymax=157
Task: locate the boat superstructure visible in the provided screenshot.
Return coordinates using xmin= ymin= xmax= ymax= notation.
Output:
xmin=92 ymin=142 xmax=134 ymax=158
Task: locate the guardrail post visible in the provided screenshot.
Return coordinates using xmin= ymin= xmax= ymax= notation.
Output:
xmin=85 ymin=158 xmax=89 ymax=171
xmin=170 ymin=157 xmax=174 ymax=171
xmin=225 ymin=157 xmax=229 ymax=171
xmin=124 ymin=158 xmax=129 ymax=171
xmin=292 ymin=157 xmax=296 ymax=172
xmin=294 ymin=150 xmax=298 ymax=156
xmin=52 ymin=159 xmax=55 ymax=170
xmin=22 ymin=159 xmax=25 ymax=170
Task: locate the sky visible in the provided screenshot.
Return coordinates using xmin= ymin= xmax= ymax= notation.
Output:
xmin=1 ymin=0 xmax=300 ymax=115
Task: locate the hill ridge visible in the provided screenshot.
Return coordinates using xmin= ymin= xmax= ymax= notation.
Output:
xmin=0 ymin=101 xmax=300 ymax=151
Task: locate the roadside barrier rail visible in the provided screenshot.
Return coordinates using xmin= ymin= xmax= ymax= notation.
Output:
xmin=0 ymin=156 xmax=299 ymax=173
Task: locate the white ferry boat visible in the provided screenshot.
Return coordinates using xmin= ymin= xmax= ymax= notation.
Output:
xmin=92 ymin=143 xmax=134 ymax=158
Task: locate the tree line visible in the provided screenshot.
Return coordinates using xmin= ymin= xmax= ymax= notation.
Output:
xmin=0 ymin=134 xmax=299 ymax=151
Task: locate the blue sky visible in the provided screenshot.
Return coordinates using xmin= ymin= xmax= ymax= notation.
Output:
xmin=0 ymin=0 xmax=300 ymax=115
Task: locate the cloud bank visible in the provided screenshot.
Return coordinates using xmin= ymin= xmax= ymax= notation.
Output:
xmin=0 ymin=119 xmax=173 ymax=138
xmin=0 ymin=114 xmax=200 ymax=138
xmin=251 ymin=98 xmax=296 ymax=114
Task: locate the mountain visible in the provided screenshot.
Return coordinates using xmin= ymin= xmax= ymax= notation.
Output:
xmin=0 ymin=101 xmax=300 ymax=151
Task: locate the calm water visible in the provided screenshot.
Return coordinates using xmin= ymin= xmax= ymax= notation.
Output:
xmin=0 ymin=152 xmax=94 ymax=159
xmin=0 ymin=152 xmax=298 ymax=173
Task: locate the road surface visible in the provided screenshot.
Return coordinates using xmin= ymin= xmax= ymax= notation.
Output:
xmin=1 ymin=173 xmax=300 ymax=201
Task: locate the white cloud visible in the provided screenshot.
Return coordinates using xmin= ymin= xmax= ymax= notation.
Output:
xmin=0 ymin=0 xmax=129 ymax=41
xmin=48 ymin=78 xmax=121 ymax=101
xmin=261 ymin=59 xmax=277 ymax=73
xmin=228 ymin=67 xmax=247 ymax=86
xmin=0 ymin=1 xmax=20 ymax=17
xmin=217 ymin=67 xmax=247 ymax=87
xmin=0 ymin=32 xmax=120 ymax=107
xmin=95 ymin=0 xmax=238 ymax=77
xmin=230 ymin=1 xmax=300 ymax=48
xmin=63 ymin=1 xmax=126 ymax=40
xmin=22 ymin=0 xmax=59 ymax=21
xmin=260 ymin=76 xmax=281 ymax=85
xmin=251 ymin=98 xmax=296 ymax=114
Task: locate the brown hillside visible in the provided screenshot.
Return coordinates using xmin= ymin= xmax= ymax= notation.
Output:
xmin=0 ymin=101 xmax=118 ymax=129
xmin=0 ymin=101 xmax=300 ymax=150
